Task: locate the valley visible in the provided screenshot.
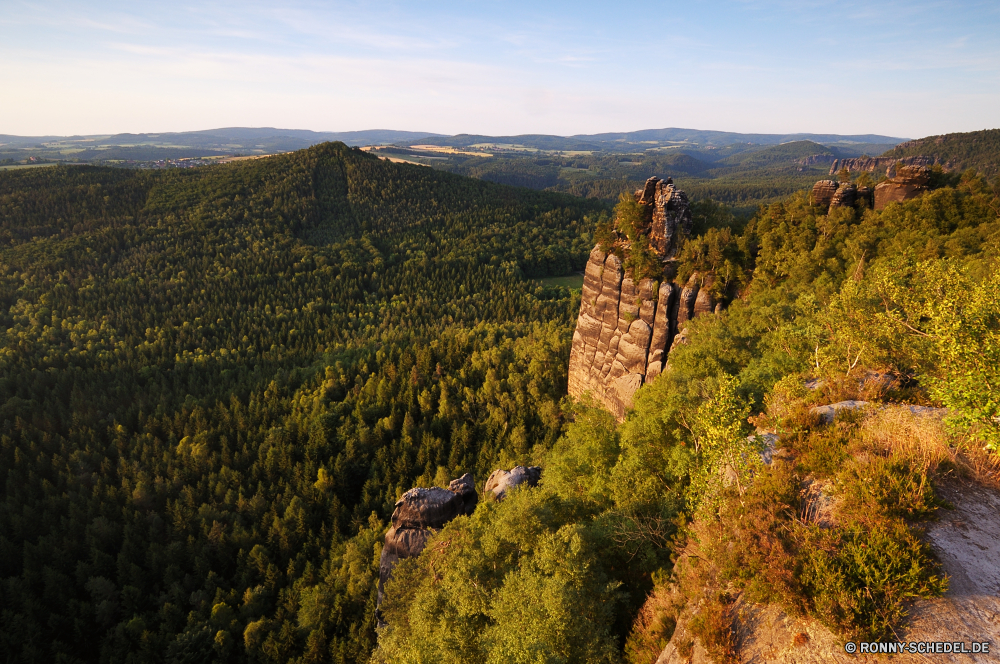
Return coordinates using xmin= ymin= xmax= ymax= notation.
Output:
xmin=0 ymin=129 xmax=998 ymax=663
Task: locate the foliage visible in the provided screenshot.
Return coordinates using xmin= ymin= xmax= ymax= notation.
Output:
xmin=819 ymin=256 xmax=1000 ymax=448
xmin=688 ymin=375 xmax=761 ymax=510
xmin=0 ymin=144 xmax=604 ymax=663
xmin=881 ymin=129 xmax=1000 ymax=177
xmin=373 ymin=488 xmax=623 ymax=664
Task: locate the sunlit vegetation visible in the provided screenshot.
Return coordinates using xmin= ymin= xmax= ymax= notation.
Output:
xmin=0 ymin=143 xmax=605 ymax=663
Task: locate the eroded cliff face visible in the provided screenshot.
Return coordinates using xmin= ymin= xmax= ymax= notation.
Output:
xmin=829 ymin=155 xmax=935 ymax=176
xmin=874 ymin=164 xmax=931 ymax=210
xmin=568 ymin=177 xmax=715 ymax=420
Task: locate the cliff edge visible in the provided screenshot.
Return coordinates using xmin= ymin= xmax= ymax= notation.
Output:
xmin=568 ymin=177 xmax=718 ymax=419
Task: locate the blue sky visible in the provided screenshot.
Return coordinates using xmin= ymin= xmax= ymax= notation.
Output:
xmin=2 ymin=0 xmax=999 ymax=137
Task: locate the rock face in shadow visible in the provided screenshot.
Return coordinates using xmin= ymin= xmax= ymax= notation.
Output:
xmin=874 ymin=164 xmax=931 ymax=210
xmin=377 ymin=473 xmax=477 ymax=619
xmin=567 ymin=177 xmax=719 ymax=421
xmin=829 ymin=182 xmax=856 ymax=208
xmin=813 ymin=181 xmax=860 ymax=212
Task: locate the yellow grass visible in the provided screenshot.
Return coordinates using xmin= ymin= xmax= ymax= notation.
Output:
xmin=860 ymin=406 xmax=1000 ymax=487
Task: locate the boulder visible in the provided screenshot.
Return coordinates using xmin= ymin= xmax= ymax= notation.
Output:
xmin=377 ymin=474 xmax=480 ymax=621
xmin=809 ymin=400 xmax=869 ymax=424
xmin=829 ymin=182 xmax=856 ymax=208
xmin=390 ymin=486 xmax=463 ymax=529
xmin=382 ymin=524 xmax=433 ymax=560
xmin=485 ymin=465 xmax=542 ymax=500
xmin=448 ymin=473 xmax=478 ymax=516
xmin=874 ymin=164 xmax=930 ymax=210
xmin=810 ymin=180 xmax=839 ymax=208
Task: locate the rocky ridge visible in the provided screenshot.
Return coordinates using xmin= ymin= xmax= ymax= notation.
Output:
xmin=654 ymin=406 xmax=1000 ymax=664
xmin=829 ymin=154 xmax=936 ymax=175
xmin=568 ymin=177 xmax=720 ymax=420
xmin=656 ymin=480 xmax=1000 ymax=664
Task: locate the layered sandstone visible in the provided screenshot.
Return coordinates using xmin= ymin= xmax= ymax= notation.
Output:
xmin=568 ymin=177 xmax=715 ymax=420
xmin=639 ymin=177 xmax=693 ymax=258
xmin=829 ymin=154 xmax=935 ymax=176
xmin=874 ymin=164 xmax=930 ymax=210
xmin=811 ymin=180 xmax=858 ymax=211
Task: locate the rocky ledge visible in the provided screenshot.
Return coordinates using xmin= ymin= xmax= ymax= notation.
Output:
xmin=829 ymin=155 xmax=935 ymax=176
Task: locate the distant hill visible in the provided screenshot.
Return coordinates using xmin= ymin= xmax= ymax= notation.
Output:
xmin=0 ymin=128 xmax=446 ymax=163
xmin=716 ymin=140 xmax=834 ymax=168
xmin=881 ymin=128 xmax=1000 ymax=176
xmin=404 ymin=128 xmax=908 ymax=154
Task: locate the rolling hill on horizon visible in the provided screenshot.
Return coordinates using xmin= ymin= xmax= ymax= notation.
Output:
xmin=0 ymin=125 xmax=906 ymax=165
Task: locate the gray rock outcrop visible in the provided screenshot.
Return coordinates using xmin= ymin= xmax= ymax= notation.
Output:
xmin=377 ymin=473 xmax=477 ymax=618
xmin=484 ymin=465 xmax=542 ymax=500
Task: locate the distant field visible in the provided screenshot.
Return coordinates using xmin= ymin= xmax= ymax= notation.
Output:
xmin=0 ymin=163 xmax=60 ymax=170
xmin=536 ymin=273 xmax=584 ymax=289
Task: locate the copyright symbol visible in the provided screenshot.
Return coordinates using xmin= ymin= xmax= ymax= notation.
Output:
xmin=845 ymin=642 xmax=857 ymax=654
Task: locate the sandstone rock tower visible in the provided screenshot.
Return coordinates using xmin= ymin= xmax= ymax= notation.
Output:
xmin=568 ymin=177 xmax=715 ymax=420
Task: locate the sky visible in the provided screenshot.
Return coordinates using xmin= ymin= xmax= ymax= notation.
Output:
xmin=2 ymin=0 xmax=999 ymax=138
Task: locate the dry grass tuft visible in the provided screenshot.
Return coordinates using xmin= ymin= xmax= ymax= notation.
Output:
xmin=859 ymin=406 xmax=1000 ymax=488
xmin=624 ymin=583 xmax=683 ymax=664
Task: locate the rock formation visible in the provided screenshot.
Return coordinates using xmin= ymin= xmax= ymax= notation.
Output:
xmin=796 ymin=154 xmax=837 ymax=167
xmin=812 ymin=181 xmax=860 ymax=211
xmin=874 ymin=164 xmax=930 ymax=210
xmin=377 ymin=473 xmax=477 ymax=618
xmin=484 ymin=465 xmax=542 ymax=500
xmin=829 ymin=182 xmax=856 ymax=208
xmin=642 ymin=177 xmax=693 ymax=258
xmin=829 ymin=154 xmax=935 ymax=176
xmin=810 ymin=180 xmax=839 ymax=208
xmin=568 ymin=177 xmax=717 ymax=420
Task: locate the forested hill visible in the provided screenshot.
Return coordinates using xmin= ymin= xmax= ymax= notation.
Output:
xmin=0 ymin=143 xmax=605 ymax=662
xmin=882 ymin=128 xmax=1000 ymax=176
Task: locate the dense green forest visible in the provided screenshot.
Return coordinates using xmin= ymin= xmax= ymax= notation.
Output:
xmin=883 ymin=128 xmax=1000 ymax=176
xmin=0 ymin=143 xmax=606 ymax=663
xmin=3 ymin=140 xmax=999 ymax=663
xmin=427 ymin=148 xmax=829 ymax=211
xmin=375 ymin=166 xmax=1000 ymax=661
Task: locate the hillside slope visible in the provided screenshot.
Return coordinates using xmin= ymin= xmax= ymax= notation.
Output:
xmin=0 ymin=143 xmax=603 ymax=663
xmin=882 ymin=128 xmax=1000 ymax=176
